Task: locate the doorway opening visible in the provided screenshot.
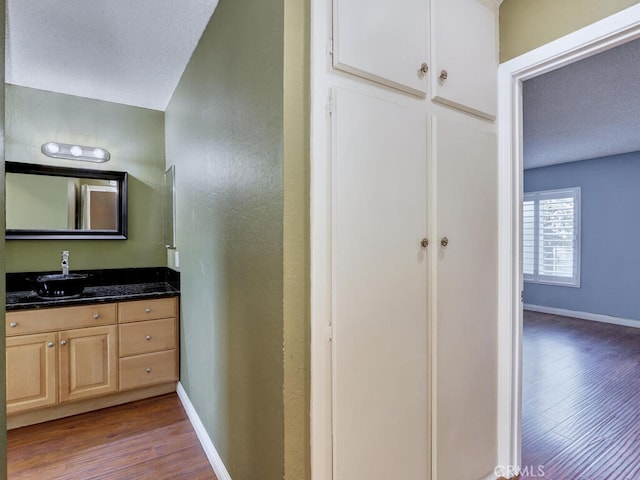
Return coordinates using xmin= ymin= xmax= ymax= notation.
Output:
xmin=497 ymin=4 xmax=640 ymax=477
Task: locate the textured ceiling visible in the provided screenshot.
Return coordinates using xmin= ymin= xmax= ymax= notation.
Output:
xmin=6 ymin=0 xmax=220 ymax=111
xmin=523 ymin=36 xmax=640 ymax=170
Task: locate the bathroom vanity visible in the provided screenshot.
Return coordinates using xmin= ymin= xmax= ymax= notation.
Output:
xmin=5 ymin=268 xmax=179 ymax=429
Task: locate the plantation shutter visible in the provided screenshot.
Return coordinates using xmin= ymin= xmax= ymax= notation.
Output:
xmin=523 ymin=188 xmax=580 ymax=286
xmin=538 ymin=195 xmax=575 ymax=278
xmin=522 ymin=200 xmax=535 ymax=276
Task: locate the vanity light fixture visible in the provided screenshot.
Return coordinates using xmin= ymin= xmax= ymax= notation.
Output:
xmin=41 ymin=142 xmax=111 ymax=163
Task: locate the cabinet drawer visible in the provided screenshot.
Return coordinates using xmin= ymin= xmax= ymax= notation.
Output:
xmin=6 ymin=304 xmax=117 ymax=336
xmin=119 ymin=318 xmax=176 ymax=357
xmin=119 ymin=350 xmax=177 ymax=390
xmin=118 ymin=297 xmax=177 ymax=323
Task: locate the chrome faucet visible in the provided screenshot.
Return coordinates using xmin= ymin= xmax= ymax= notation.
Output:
xmin=61 ymin=250 xmax=70 ymax=275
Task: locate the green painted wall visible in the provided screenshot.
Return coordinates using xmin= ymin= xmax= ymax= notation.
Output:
xmin=6 ymin=174 xmax=70 ymax=229
xmin=164 ymin=0 xmax=288 ymax=478
xmin=282 ymin=0 xmax=310 ymax=478
xmin=0 ymin=0 xmax=6 ymax=476
xmin=500 ymin=0 xmax=640 ymax=61
xmin=5 ymin=85 xmax=166 ymax=272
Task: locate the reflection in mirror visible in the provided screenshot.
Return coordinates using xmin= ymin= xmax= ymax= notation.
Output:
xmin=81 ymin=183 xmax=119 ymax=230
xmin=6 ymin=162 xmax=128 ymax=239
xmin=163 ymin=165 xmax=176 ymax=249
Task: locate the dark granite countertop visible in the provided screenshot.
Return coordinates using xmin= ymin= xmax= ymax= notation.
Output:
xmin=6 ymin=267 xmax=180 ymax=311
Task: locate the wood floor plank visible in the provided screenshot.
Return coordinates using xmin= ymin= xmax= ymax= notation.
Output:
xmin=7 ymin=393 xmax=217 ymax=480
xmin=522 ymin=311 xmax=640 ymax=478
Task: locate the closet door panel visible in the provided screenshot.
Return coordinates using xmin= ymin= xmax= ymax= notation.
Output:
xmin=431 ymin=0 xmax=497 ymax=119
xmin=433 ymin=112 xmax=498 ymax=479
xmin=332 ymin=87 xmax=429 ymax=479
xmin=333 ymin=0 xmax=428 ymax=96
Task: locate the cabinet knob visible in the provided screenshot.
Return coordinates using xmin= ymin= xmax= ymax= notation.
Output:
xmin=60 ymin=340 xmax=67 ymax=346
xmin=440 ymin=237 xmax=449 ymax=247
xmin=420 ymin=238 xmax=429 ymax=248
xmin=146 ymin=368 xmax=152 ymax=373
xmin=93 ymin=313 xmax=100 ymax=319
xmin=9 ymin=322 xmax=17 ymax=328
xmin=146 ymin=335 xmax=152 ymax=341
xmin=47 ymin=342 xmax=55 ymax=348
xmin=145 ymin=308 xmax=151 ymax=313
xmin=419 ymin=62 xmax=429 ymax=75
xmin=439 ymin=69 xmax=448 ymax=81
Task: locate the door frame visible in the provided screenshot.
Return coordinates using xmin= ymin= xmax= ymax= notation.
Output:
xmin=497 ymin=4 xmax=640 ymax=472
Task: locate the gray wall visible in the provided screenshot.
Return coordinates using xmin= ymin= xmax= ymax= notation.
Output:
xmin=524 ymin=152 xmax=640 ymax=321
xmin=164 ymin=0 xmax=286 ymax=478
xmin=5 ymin=85 xmax=166 ymax=272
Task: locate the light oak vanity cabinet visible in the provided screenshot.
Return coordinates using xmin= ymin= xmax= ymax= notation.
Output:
xmin=6 ymin=332 xmax=58 ymax=414
xmin=117 ymin=297 xmax=178 ymax=391
xmin=5 ymin=297 xmax=178 ymax=427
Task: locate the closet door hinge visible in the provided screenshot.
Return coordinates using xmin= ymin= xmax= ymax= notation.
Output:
xmin=328 ymin=324 xmax=333 ymax=342
xmin=520 ymin=290 xmax=524 ymax=302
xmin=327 ymin=37 xmax=334 ymax=57
xmin=327 ymin=92 xmax=334 ymax=116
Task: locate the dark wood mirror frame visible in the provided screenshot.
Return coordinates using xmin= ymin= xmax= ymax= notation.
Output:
xmin=6 ymin=161 xmax=128 ymax=240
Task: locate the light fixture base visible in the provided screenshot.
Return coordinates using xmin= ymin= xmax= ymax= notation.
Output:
xmin=41 ymin=142 xmax=110 ymax=163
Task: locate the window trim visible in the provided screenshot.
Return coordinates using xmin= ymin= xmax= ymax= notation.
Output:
xmin=523 ymin=187 xmax=581 ymax=288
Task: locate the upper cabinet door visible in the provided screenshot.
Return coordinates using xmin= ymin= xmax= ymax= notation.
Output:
xmin=431 ymin=0 xmax=497 ymax=119
xmin=333 ymin=0 xmax=429 ymax=97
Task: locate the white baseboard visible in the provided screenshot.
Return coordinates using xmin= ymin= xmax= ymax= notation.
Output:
xmin=177 ymin=382 xmax=232 ymax=480
xmin=524 ymin=304 xmax=640 ymax=329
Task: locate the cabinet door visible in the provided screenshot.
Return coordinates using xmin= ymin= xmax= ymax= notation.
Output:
xmin=6 ymin=332 xmax=57 ymax=414
xmin=432 ymin=112 xmax=498 ymax=480
xmin=59 ymin=325 xmax=118 ymax=402
xmin=431 ymin=0 xmax=497 ymax=119
xmin=331 ymin=88 xmax=429 ymax=479
xmin=333 ymin=0 xmax=428 ymax=96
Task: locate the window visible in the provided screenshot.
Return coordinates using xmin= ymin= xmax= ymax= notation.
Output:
xmin=523 ymin=187 xmax=581 ymax=287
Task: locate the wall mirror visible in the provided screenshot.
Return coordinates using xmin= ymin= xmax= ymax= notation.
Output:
xmin=163 ymin=165 xmax=176 ymax=249
xmin=6 ymin=161 xmax=128 ymax=239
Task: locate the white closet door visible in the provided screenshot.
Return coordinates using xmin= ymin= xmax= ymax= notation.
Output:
xmin=432 ymin=112 xmax=498 ymax=480
xmin=332 ymin=87 xmax=429 ymax=479
xmin=333 ymin=0 xmax=429 ymax=96
xmin=431 ymin=0 xmax=497 ymax=119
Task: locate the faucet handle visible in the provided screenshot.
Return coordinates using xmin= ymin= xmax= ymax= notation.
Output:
xmin=61 ymin=250 xmax=70 ymax=275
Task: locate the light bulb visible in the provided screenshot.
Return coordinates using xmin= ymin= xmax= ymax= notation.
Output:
xmin=70 ymin=145 xmax=83 ymax=157
xmin=93 ymin=148 xmax=106 ymax=159
xmin=45 ymin=142 xmax=60 ymax=154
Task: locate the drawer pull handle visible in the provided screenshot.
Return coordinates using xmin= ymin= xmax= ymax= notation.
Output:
xmin=9 ymin=322 xmax=17 ymax=328
xmin=93 ymin=313 xmax=100 ymax=319
xmin=145 ymin=308 xmax=151 ymax=313
xmin=146 ymin=368 xmax=152 ymax=373
xmin=146 ymin=335 xmax=152 ymax=341
xmin=47 ymin=342 xmax=55 ymax=348
xmin=60 ymin=340 xmax=67 ymax=346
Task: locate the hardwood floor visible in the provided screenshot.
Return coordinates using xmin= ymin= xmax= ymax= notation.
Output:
xmin=7 ymin=393 xmax=217 ymax=480
xmin=522 ymin=310 xmax=640 ymax=479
